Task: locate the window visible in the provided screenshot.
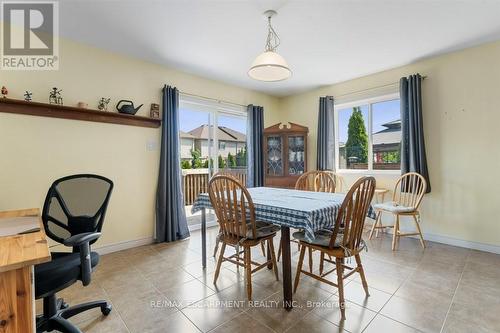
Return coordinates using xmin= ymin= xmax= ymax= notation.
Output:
xmin=218 ymin=141 xmax=226 ymax=150
xmin=335 ymin=94 xmax=401 ymax=172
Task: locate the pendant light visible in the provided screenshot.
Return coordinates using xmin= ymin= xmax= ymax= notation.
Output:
xmin=248 ymin=10 xmax=292 ymax=82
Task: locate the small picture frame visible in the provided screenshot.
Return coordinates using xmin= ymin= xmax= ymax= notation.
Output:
xmin=150 ymin=103 xmax=160 ymax=118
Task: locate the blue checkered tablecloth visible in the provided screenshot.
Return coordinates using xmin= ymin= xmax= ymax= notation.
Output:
xmin=192 ymin=187 xmax=376 ymax=242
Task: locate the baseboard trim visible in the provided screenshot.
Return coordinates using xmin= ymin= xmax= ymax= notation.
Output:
xmin=373 ymin=225 xmax=500 ymax=254
xmin=422 ymin=232 xmax=500 ymax=254
xmin=94 ymin=237 xmax=154 ymax=255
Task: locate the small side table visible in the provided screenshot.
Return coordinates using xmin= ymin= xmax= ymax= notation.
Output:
xmin=374 ymin=188 xmax=389 ymax=203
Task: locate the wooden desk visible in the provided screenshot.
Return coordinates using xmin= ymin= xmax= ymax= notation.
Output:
xmin=0 ymin=208 xmax=51 ymax=333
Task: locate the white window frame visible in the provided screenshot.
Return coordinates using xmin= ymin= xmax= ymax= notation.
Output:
xmin=179 ymin=94 xmax=247 ymax=174
xmin=334 ymin=92 xmax=401 ymax=175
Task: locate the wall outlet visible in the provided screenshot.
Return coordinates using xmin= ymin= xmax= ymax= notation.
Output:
xmin=146 ymin=140 xmax=158 ymax=151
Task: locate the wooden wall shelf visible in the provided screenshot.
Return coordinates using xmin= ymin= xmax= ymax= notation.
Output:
xmin=0 ymin=98 xmax=161 ymax=128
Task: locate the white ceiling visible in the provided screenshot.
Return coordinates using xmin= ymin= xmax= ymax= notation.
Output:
xmin=59 ymin=0 xmax=500 ymax=96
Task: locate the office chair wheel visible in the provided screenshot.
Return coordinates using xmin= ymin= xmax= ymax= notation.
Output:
xmin=101 ymin=303 xmax=112 ymax=316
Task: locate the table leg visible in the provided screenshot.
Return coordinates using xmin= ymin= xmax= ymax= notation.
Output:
xmin=267 ymin=241 xmax=273 ymax=269
xmin=201 ymin=208 xmax=207 ymax=269
xmin=0 ymin=266 xmax=34 ymax=332
xmin=280 ymin=226 xmax=293 ymax=311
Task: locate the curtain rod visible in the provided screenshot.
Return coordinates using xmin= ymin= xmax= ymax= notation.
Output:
xmin=179 ymin=91 xmax=248 ymax=108
xmin=334 ymin=75 xmax=427 ymax=99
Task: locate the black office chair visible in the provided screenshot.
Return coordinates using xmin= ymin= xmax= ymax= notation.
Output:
xmin=35 ymin=174 xmax=113 ymax=333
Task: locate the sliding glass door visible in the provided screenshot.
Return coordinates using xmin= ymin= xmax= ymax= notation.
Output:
xmin=179 ymin=95 xmax=247 ymax=230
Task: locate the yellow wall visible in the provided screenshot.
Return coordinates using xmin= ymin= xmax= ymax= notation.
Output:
xmin=0 ymin=38 xmax=280 ymax=250
xmin=277 ymin=41 xmax=500 ymax=249
xmin=2 ymin=35 xmax=499 ymax=252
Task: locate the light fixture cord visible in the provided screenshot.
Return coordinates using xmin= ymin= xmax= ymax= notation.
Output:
xmin=265 ymin=15 xmax=281 ymax=52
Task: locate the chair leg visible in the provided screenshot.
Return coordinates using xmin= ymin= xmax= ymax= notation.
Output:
xmin=319 ymin=252 xmax=325 ymax=276
xmin=260 ymin=241 xmax=266 ymax=256
xmin=391 ymin=214 xmax=399 ymax=251
xmin=244 ymin=246 xmax=252 ymax=300
xmin=336 ymin=258 xmax=346 ymax=320
xmin=268 ymin=239 xmax=279 ymax=281
xmin=412 ymin=213 xmax=426 ymax=249
xmin=293 ymin=245 xmax=307 ymax=293
xmin=308 ymin=247 xmax=313 ymax=273
xmin=49 ymin=317 xmax=82 ymax=333
xmin=213 ymin=243 xmax=226 ymax=284
xmin=369 ymin=211 xmax=381 ymax=239
xmin=60 ymin=300 xmax=111 ymax=319
xmin=213 ymin=239 xmax=220 ymax=257
xmin=354 ymin=254 xmax=369 ymax=297
xmin=277 ymin=237 xmax=282 ymax=261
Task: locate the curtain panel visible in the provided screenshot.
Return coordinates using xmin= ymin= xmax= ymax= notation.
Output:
xmin=400 ymin=74 xmax=431 ymax=193
xmin=247 ymin=104 xmax=264 ymax=187
xmin=156 ymin=85 xmax=190 ymax=242
xmin=316 ymin=96 xmax=335 ymax=170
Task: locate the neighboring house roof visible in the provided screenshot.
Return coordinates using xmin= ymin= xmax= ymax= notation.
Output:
xmin=180 ymin=131 xmax=196 ymax=139
xmin=219 ymin=126 xmax=246 ymax=142
xmin=187 ymin=125 xmax=246 ymax=142
xmin=372 ymin=119 xmax=401 ymax=145
xmin=338 ymin=119 xmax=401 ymax=148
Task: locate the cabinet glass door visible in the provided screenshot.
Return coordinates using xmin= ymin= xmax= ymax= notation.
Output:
xmin=266 ymin=136 xmax=283 ymax=176
xmin=288 ymin=136 xmax=305 ymax=175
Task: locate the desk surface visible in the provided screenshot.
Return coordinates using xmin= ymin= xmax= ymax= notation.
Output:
xmin=0 ymin=208 xmax=51 ymax=273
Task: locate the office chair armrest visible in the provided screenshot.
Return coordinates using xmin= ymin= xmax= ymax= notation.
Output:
xmin=63 ymin=232 xmax=101 ymax=247
xmin=63 ymin=232 xmax=101 ymax=286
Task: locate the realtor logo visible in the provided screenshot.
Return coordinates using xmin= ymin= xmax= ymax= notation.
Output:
xmin=1 ymin=1 xmax=59 ymax=70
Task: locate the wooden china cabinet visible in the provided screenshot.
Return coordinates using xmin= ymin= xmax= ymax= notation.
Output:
xmin=263 ymin=122 xmax=309 ymax=188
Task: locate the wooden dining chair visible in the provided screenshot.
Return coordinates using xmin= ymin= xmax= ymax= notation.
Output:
xmin=211 ymin=172 xmax=266 ymax=258
xmin=293 ymin=176 xmax=376 ymax=320
xmin=368 ymin=172 xmax=427 ymax=250
xmin=208 ymin=175 xmax=280 ymax=300
xmin=278 ymin=171 xmax=337 ymax=271
xmin=295 ymin=170 xmax=336 ymax=193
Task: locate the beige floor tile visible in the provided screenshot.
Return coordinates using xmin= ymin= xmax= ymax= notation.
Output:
xmin=467 ymin=249 xmax=500 ymax=266
xmin=246 ymin=292 xmax=311 ymax=333
xmin=312 ymin=298 xmax=376 ymax=333
xmin=285 ymin=311 xmax=345 ymax=332
xmin=363 ymin=314 xmax=420 ymax=333
xmin=76 ymin=312 xmax=130 ymax=333
xmin=161 ymin=278 xmax=217 ymax=308
xmin=210 ymin=312 xmax=274 ymax=333
xmin=56 ymin=227 xmax=500 ymax=333
xmin=182 ymin=259 xmax=217 ymax=278
xmin=198 ymin=267 xmax=244 ymax=292
xmin=181 ymin=289 xmax=245 ymax=332
xmin=146 ymin=267 xmax=197 ymax=292
xmin=342 ymin=281 xmax=392 ymax=312
xmin=442 ymin=283 xmax=500 ymax=333
xmin=117 ymin=294 xmax=179 ymax=333
xmin=380 ymin=290 xmax=451 ymax=333
xmin=460 ymin=261 xmax=500 ymax=291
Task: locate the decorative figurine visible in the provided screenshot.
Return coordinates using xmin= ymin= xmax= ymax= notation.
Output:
xmin=150 ymin=103 xmax=160 ymax=118
xmin=1 ymin=86 xmax=8 ymax=98
xmin=97 ymin=97 xmax=111 ymax=111
xmin=49 ymin=87 xmax=63 ymax=105
xmin=24 ymin=91 xmax=33 ymax=101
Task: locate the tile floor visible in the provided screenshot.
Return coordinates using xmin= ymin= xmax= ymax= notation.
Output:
xmin=38 ymin=227 xmax=500 ymax=333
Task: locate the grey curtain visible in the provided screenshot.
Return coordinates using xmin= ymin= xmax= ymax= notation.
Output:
xmin=247 ymin=104 xmax=264 ymax=187
xmin=400 ymin=74 xmax=431 ymax=192
xmin=155 ymin=85 xmax=190 ymax=242
xmin=316 ymin=96 xmax=335 ymax=170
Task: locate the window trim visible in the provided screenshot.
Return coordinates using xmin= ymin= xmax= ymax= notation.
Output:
xmin=334 ymin=92 xmax=401 ymax=175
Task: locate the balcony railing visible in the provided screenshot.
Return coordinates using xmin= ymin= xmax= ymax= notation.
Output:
xmin=181 ymin=168 xmax=247 ymax=205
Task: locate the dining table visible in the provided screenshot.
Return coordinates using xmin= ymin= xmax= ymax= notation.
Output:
xmin=192 ymin=187 xmax=376 ymax=310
